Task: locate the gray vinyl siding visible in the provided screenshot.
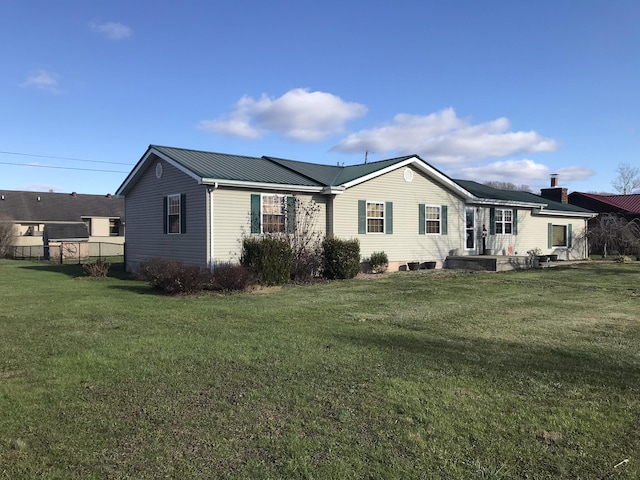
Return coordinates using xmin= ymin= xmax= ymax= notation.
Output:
xmin=333 ymin=166 xmax=466 ymax=265
xmin=124 ymin=157 xmax=207 ymax=271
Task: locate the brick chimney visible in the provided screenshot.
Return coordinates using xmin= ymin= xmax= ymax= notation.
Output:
xmin=540 ymin=174 xmax=568 ymax=203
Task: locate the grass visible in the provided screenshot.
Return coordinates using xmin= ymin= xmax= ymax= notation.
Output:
xmin=0 ymin=259 xmax=639 ymax=479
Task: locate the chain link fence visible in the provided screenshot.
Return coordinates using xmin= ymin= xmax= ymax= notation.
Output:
xmin=9 ymin=242 xmax=124 ymax=264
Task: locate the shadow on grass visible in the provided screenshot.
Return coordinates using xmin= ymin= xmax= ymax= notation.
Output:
xmin=107 ymin=284 xmax=161 ymax=295
xmin=334 ymin=331 xmax=640 ymax=392
xmin=19 ymin=263 xmax=85 ymax=278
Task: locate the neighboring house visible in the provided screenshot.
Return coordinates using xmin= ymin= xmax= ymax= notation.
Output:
xmin=0 ymin=190 xmax=125 ymax=256
xmin=568 ymin=191 xmax=640 ymax=222
xmin=116 ymin=145 xmax=595 ymax=272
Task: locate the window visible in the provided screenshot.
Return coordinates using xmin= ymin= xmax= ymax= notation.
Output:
xmin=167 ymin=194 xmax=181 ymax=233
xmin=425 ymin=205 xmax=441 ymax=234
xmin=109 ymin=219 xmax=120 ymax=236
xmin=367 ymin=201 xmax=385 ymax=233
xmin=552 ymin=225 xmax=567 ymax=247
xmin=358 ymin=200 xmax=393 ymax=234
xmin=495 ymin=208 xmax=513 ymax=235
xmin=419 ymin=204 xmax=447 ymax=235
xmin=262 ymin=195 xmax=287 ymax=234
xmin=250 ymin=194 xmax=294 ymax=234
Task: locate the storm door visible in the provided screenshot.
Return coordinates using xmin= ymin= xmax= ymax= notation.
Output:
xmin=465 ymin=207 xmax=475 ymax=251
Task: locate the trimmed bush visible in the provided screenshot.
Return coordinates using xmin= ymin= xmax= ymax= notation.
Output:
xmin=368 ymin=251 xmax=388 ymax=274
xmin=322 ymin=237 xmax=360 ymax=280
xmin=211 ymin=262 xmax=256 ymax=291
xmin=241 ymin=236 xmax=293 ymax=286
xmin=83 ymin=259 xmax=110 ymax=278
xmin=137 ymin=257 xmax=213 ymax=295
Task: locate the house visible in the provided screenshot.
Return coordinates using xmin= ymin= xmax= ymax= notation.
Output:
xmin=0 ymin=190 xmax=125 ymax=259
xmin=115 ymin=145 xmax=595 ymax=272
xmin=568 ymin=191 xmax=640 ymax=222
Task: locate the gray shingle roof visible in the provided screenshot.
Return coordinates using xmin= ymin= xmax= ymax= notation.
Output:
xmin=0 ymin=190 xmax=124 ymax=222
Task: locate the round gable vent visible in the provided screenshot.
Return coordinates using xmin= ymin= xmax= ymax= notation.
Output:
xmin=404 ymin=168 xmax=414 ymax=183
xmin=155 ymin=162 xmax=163 ymax=179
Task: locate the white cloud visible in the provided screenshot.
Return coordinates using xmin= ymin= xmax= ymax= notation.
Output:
xmin=198 ymin=88 xmax=367 ymax=141
xmin=20 ymin=183 xmax=63 ymax=192
xmin=20 ymin=70 xmax=61 ymax=93
xmin=454 ymin=159 xmax=551 ymax=185
xmin=332 ymin=108 xmax=559 ymax=166
xmin=90 ymin=21 xmax=132 ymax=40
xmin=555 ymin=166 xmax=594 ymax=181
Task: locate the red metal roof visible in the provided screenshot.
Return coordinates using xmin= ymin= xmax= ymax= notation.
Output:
xmin=575 ymin=192 xmax=640 ymax=213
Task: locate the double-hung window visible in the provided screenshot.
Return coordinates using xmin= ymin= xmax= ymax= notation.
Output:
xmin=366 ymin=201 xmax=385 ymax=233
xmin=164 ymin=194 xmax=185 ymax=234
xmin=418 ymin=204 xmax=448 ymax=235
xmin=495 ymin=208 xmax=513 ymax=235
xmin=250 ymin=194 xmax=295 ymax=234
xmin=262 ymin=195 xmax=287 ymax=234
xmin=358 ymin=200 xmax=393 ymax=234
xmin=425 ymin=205 xmax=441 ymax=234
xmin=167 ymin=194 xmax=181 ymax=234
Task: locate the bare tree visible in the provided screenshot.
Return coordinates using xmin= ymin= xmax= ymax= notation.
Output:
xmin=0 ymin=216 xmax=15 ymax=258
xmin=484 ymin=181 xmax=532 ymax=192
xmin=586 ymin=213 xmax=640 ymax=258
xmin=612 ymin=163 xmax=640 ymax=195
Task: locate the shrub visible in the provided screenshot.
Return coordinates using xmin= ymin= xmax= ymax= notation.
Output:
xmin=322 ymin=237 xmax=360 ymax=280
xmin=291 ymin=245 xmax=324 ymax=283
xmin=83 ymin=259 xmax=110 ymax=278
xmin=137 ymin=257 xmax=213 ymax=295
xmin=211 ymin=262 xmax=256 ymax=291
xmin=615 ymin=255 xmax=635 ymax=264
xmin=368 ymin=251 xmax=388 ymax=274
xmin=241 ymin=236 xmax=293 ymax=285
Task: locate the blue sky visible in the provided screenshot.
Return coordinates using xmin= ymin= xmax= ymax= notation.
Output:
xmin=2 ymin=0 xmax=639 ymax=195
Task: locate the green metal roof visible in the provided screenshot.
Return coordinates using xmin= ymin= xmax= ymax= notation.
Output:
xmin=152 ymin=146 xmax=322 ymax=186
xmin=117 ymin=146 xmax=594 ymax=216
xmin=455 ymin=179 xmax=593 ymax=213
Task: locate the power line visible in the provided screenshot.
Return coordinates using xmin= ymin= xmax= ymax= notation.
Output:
xmin=0 ymin=161 xmax=129 ymax=174
xmin=0 ymin=150 xmax=132 ymax=166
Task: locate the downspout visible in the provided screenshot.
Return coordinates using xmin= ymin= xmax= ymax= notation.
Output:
xmin=207 ymin=183 xmax=218 ymax=271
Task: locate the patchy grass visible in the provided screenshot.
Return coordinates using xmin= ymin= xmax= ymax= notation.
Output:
xmin=0 ymin=260 xmax=639 ymax=479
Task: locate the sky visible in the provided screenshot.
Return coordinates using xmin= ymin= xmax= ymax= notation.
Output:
xmin=2 ymin=0 xmax=639 ymax=196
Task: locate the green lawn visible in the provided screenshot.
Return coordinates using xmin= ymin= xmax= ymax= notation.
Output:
xmin=0 ymin=260 xmax=638 ymax=479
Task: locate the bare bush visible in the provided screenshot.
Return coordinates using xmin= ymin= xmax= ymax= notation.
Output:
xmin=0 ymin=216 xmax=15 ymax=258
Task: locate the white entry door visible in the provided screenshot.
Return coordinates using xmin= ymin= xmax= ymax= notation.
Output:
xmin=465 ymin=207 xmax=475 ymax=251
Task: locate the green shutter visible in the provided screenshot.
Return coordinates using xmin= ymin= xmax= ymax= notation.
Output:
xmin=441 ymin=205 xmax=448 ymax=235
xmin=512 ymin=209 xmax=518 ymax=235
xmin=568 ymin=224 xmax=572 ymax=247
xmin=385 ymin=202 xmax=393 ymax=234
xmin=548 ymin=223 xmax=553 ymax=248
xmin=250 ymin=194 xmax=261 ymax=234
xmin=286 ymin=196 xmax=296 ymax=234
xmin=489 ymin=208 xmax=496 ymax=235
xmin=163 ymin=196 xmax=168 ymax=234
xmin=358 ymin=200 xmax=366 ymax=234
xmin=419 ymin=204 xmax=426 ymax=235
xmin=180 ymin=193 xmax=187 ymax=234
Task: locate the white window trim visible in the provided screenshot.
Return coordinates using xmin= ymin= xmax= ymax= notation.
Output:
xmin=261 ymin=193 xmax=287 ymax=234
xmin=167 ymin=193 xmax=181 ymax=235
xmin=495 ymin=208 xmax=513 ymax=235
xmin=366 ymin=200 xmax=386 ymax=234
xmin=424 ymin=204 xmax=442 ymax=235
